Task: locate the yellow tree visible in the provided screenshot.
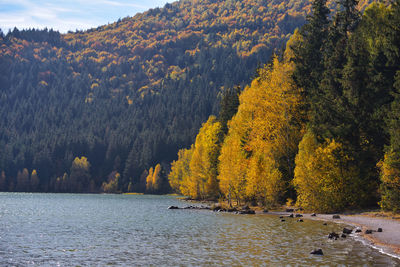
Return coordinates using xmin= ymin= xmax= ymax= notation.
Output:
xmin=146 ymin=167 xmax=154 ymax=192
xmin=168 ymin=146 xmax=193 ymax=195
xmin=70 ymin=156 xmax=91 ymax=192
xmin=218 ymin=32 xmax=304 ymax=206
xmin=378 ymin=150 xmax=400 ymax=212
xmin=218 ymin=127 xmax=247 ymax=206
xmin=293 ymin=130 xmax=362 ymax=213
xmin=189 ymin=116 xmax=222 ymax=200
xmin=30 ymin=169 xmax=39 ymax=192
xmin=246 ymin=151 xmax=284 ymax=206
xmin=152 ymin=163 xmax=162 ymax=192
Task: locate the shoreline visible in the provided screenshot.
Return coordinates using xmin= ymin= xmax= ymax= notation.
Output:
xmin=262 ymin=210 xmax=400 ymax=259
xmin=178 ymin=198 xmax=400 ymax=259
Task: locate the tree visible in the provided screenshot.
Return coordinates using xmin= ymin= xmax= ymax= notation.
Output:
xmin=218 ymin=34 xmax=304 ymax=206
xmin=146 ymin=167 xmax=154 ymax=193
xmin=379 ymin=70 xmax=400 ymax=212
xmin=169 ymin=146 xmax=193 ymax=194
xmin=0 ymin=171 xmax=6 ymax=191
xmin=69 ymin=156 xmax=91 ymax=192
xmin=152 ymin=163 xmax=163 ymax=193
xmin=294 ymin=130 xmax=364 ymax=213
xmin=16 ymin=168 xmax=30 ymax=192
xmin=218 ymin=86 xmax=240 ymax=135
xmin=30 ymin=169 xmax=39 ymax=192
xmin=188 ymin=116 xmax=223 ymax=200
xmin=293 ymin=0 xmax=330 ymax=111
xmin=218 ymin=132 xmax=247 ymax=206
xmin=102 ymin=172 xmax=120 ymax=193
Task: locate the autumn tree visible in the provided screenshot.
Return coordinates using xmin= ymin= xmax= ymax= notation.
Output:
xmin=69 ymin=156 xmax=91 ymax=192
xmin=187 ymin=116 xmax=223 ymax=200
xmin=16 ymin=168 xmax=30 ymax=192
xmin=146 ymin=167 xmax=154 ymax=193
xmin=293 ymin=130 xmax=364 ymax=212
xmin=102 ymin=172 xmax=120 ymax=193
xmin=30 ymin=169 xmax=39 ymax=192
xmin=218 ymin=33 xmax=304 ymax=206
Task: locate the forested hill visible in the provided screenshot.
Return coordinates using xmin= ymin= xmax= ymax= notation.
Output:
xmin=0 ymin=0 xmax=370 ymax=193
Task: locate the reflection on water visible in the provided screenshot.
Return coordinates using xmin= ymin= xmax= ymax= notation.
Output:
xmin=0 ymin=193 xmax=399 ymax=266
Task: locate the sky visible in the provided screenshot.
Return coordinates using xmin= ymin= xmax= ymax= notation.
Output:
xmin=0 ymin=0 xmax=175 ymax=34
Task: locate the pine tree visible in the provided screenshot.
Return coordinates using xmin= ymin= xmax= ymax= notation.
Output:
xmin=218 ymin=86 xmax=240 ymax=135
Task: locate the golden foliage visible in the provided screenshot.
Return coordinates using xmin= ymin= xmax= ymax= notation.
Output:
xmin=378 ymin=150 xmax=400 ymax=212
xmin=218 ymin=34 xmax=304 ymax=206
xmin=168 ymin=146 xmax=193 ymax=195
xmin=293 ymin=130 xmax=362 ymax=213
xmin=189 ymin=116 xmax=222 ymax=199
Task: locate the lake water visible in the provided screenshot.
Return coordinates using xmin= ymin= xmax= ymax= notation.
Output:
xmin=0 ymin=193 xmax=399 ymax=266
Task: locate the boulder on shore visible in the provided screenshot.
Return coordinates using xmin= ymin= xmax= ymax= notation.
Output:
xmin=310 ymin=249 xmax=323 ymax=255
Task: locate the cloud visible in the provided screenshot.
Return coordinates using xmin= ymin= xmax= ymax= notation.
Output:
xmin=0 ymin=0 xmax=173 ymax=33
xmin=102 ymin=0 xmax=147 ymax=9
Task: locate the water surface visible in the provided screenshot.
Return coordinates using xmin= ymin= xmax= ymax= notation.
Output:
xmin=0 ymin=193 xmax=399 ymax=266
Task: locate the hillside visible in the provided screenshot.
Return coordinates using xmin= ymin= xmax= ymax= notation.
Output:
xmin=0 ymin=0 xmax=370 ymax=193
xmin=169 ymin=0 xmax=400 ymax=213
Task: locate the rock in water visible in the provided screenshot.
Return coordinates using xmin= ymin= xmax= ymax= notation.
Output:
xmin=355 ymin=229 xmax=362 ymax=233
xmin=341 ymin=234 xmax=347 ymax=238
xmin=297 ymin=219 xmax=304 ymax=222
xmin=365 ymin=229 xmax=373 ymax=234
xmin=328 ymin=232 xmax=339 ymax=239
xmin=377 ymin=228 xmax=383 ymax=232
xmin=332 ymin=215 xmax=341 ymax=219
xmin=343 ymin=228 xmax=352 ymax=234
xmin=168 ymin=206 xmax=179 ymax=209
xmin=295 ymin=214 xmax=303 ymax=217
xmin=310 ymin=249 xmax=324 ymax=255
xmin=311 ymin=213 xmax=317 ymax=217
xmin=239 ymin=209 xmax=255 ymax=214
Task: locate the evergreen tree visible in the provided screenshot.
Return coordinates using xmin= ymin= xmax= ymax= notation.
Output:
xmin=218 ymin=86 xmax=240 ymax=135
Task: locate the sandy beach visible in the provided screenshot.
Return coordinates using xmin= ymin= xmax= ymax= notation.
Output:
xmin=267 ymin=211 xmax=400 ymax=258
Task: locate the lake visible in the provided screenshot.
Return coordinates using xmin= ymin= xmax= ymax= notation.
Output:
xmin=0 ymin=193 xmax=399 ymax=266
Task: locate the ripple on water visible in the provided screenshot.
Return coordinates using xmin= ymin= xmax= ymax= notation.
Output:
xmin=0 ymin=193 xmax=399 ymax=266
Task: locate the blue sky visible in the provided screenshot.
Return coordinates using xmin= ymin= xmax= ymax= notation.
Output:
xmin=0 ymin=0 xmax=175 ymax=33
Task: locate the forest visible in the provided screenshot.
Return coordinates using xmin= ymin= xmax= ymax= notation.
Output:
xmin=0 ymin=0 xmax=326 ymax=193
xmin=169 ymin=0 xmax=400 ymax=213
